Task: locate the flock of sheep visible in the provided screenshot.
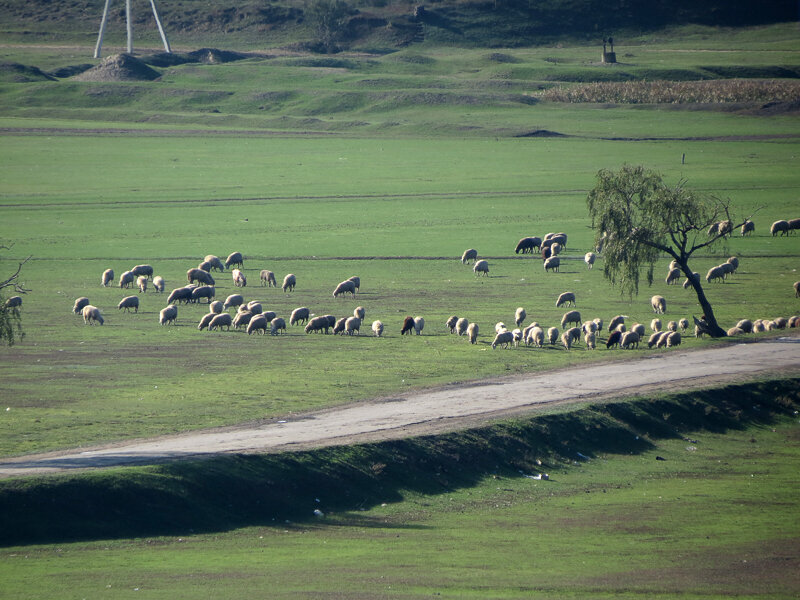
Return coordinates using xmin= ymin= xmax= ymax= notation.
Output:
xmin=56 ymin=220 xmax=800 ymax=351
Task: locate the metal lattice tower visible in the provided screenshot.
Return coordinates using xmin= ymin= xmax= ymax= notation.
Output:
xmin=94 ymin=0 xmax=171 ymax=58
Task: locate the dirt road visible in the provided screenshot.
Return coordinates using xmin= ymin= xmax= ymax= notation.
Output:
xmin=1 ymin=337 xmax=799 ymax=479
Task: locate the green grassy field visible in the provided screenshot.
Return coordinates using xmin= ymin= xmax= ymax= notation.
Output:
xmin=1 ymin=380 xmax=798 ymax=598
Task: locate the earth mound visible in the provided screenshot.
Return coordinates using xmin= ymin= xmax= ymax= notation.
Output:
xmin=187 ymin=48 xmax=248 ymax=64
xmin=515 ymin=129 xmax=567 ymax=138
xmin=73 ymin=54 xmax=161 ymax=82
xmin=0 ymin=62 xmax=56 ymax=83
xmin=48 ymin=64 xmax=93 ymax=78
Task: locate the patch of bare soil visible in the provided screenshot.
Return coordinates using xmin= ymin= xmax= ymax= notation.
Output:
xmin=72 ymin=53 xmax=160 ymax=82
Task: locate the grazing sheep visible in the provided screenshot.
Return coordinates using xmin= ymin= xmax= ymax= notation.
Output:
xmin=495 ymin=322 xmax=507 ymax=334
xmin=593 ymin=317 xmax=603 ymax=332
xmin=401 ymin=316 xmax=415 ymax=335
xmin=206 ymin=301 xmax=222 ymax=315
xmin=543 ymin=256 xmax=560 ymax=273
xmin=333 ymin=280 xmax=356 ymax=298
xmin=159 ymin=304 xmax=177 ymax=326
xmin=631 ymin=323 xmax=646 ymax=337
xmin=515 ymin=237 xmax=541 ymax=254
xmin=708 ymin=220 xmax=732 ymax=237
xmin=615 ymin=323 xmax=627 ymax=333
xmin=561 ymin=331 xmax=574 ymax=350
xmin=608 ymin=315 xmax=625 ymax=332
xmin=665 ymin=268 xmax=681 ymax=285
xmin=727 ymin=256 xmax=739 ymax=271
xmin=669 ymin=260 xmax=678 ymax=271
xmin=446 ymin=315 xmax=459 ymax=333
xmin=354 ymin=306 xmax=366 ymax=321
xmin=473 ymin=260 xmax=489 ymax=276
xmin=584 ymin=252 xmax=596 ymax=269
xmin=581 ymin=321 xmax=597 ymax=335
xmin=515 ymin=307 xmax=527 ymax=326
xmin=584 ymin=330 xmax=596 ymax=350
xmin=209 ymin=313 xmax=233 ymax=331
xmin=223 ymin=294 xmax=244 ymax=311
xmin=260 ymin=311 xmax=277 ymax=324
xmin=372 ymin=320 xmax=384 ymax=337
xmin=225 ymin=252 xmax=244 ymax=269
xmin=347 ymin=276 xmax=361 ymax=292
xmin=305 ymin=315 xmax=330 ymax=334
xmin=718 ymin=262 xmax=735 ymax=279
xmin=541 ymin=246 xmax=552 ymax=260
xmin=550 ymin=242 xmax=562 ymax=256
xmin=666 ymin=331 xmax=682 ymax=347
xmin=333 ymin=317 xmax=347 ymax=335
xmin=167 ymin=287 xmax=193 ymax=305
xmin=492 ymin=330 xmax=515 ymax=349
xmin=247 ymin=314 xmax=268 ymax=335
xmin=191 ymin=286 xmax=215 ymax=304
xmin=736 ymin=319 xmax=753 ymax=333
xmin=82 ymin=304 xmax=104 ymax=325
xmin=246 ymin=301 xmax=262 ymax=315
xmin=345 ymin=316 xmax=362 ymax=336
xmin=773 ymin=317 xmax=788 ymax=329
xmin=467 ymin=322 xmax=479 ymax=344
xmin=752 ymin=319 xmax=766 ymax=333
xmin=795 ymin=281 xmax=800 ymax=297
xmin=187 ymin=268 xmax=215 ymax=286
xmin=117 ymin=295 xmax=139 ymax=313
xmin=131 ymin=264 xmax=153 ymax=279
xmin=741 ymin=220 xmax=755 ymax=236
xmin=232 ymin=269 xmax=247 ymax=287
xmin=414 ymin=316 xmax=425 ymax=335
xmin=651 ymin=295 xmax=666 ymax=314
xmin=620 ymin=331 xmax=640 ymax=349
xmin=101 ymin=268 xmax=114 ymax=287
xmin=197 ymin=312 xmax=215 ymax=331
xmin=727 ymin=326 xmax=744 ymax=336
xmin=683 ymin=273 xmax=700 ymax=289
xmin=260 ymin=270 xmax=277 ymax=287
xmin=606 ymin=330 xmax=622 ymax=349
xmin=788 ymin=316 xmax=799 ymax=328
xmin=198 ymin=260 xmax=214 ymax=272
xmin=456 ymin=317 xmax=469 ymax=336
xmin=233 ymin=311 xmax=254 ymax=329
xmin=650 ymin=318 xmax=662 ymax=332
xmin=203 ymin=255 xmax=226 ymax=272
xmin=561 ymin=310 xmax=581 ymax=329
xmin=547 ymin=327 xmax=559 ymax=345
xmin=705 ymin=265 xmax=726 ymax=283
xmin=119 ymin=270 xmax=135 ymax=289
xmin=556 ymin=292 xmax=576 ymax=308
xmin=73 ymin=297 xmax=90 ymax=314
xmin=152 ymin=276 xmax=165 ymax=293
xmin=648 ymin=331 xmax=668 ymax=348
xmin=565 ymin=327 xmax=581 ymax=346
xmin=290 ymin=307 xmax=310 ymax=326
xmin=270 ymin=317 xmax=286 ymax=335
xmin=461 ymin=248 xmax=478 ymax=264
xmin=282 ymin=273 xmax=296 ymax=292
xmin=678 ymin=318 xmax=689 ymax=332
xmin=527 ymin=326 xmax=544 ymax=347
xmin=771 ymin=220 xmax=790 ymax=236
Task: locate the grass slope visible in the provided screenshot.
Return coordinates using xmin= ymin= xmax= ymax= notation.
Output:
xmin=0 ymin=379 xmax=798 ymax=598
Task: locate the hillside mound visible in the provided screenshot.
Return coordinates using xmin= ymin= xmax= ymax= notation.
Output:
xmin=0 ymin=62 xmax=56 ymax=83
xmin=73 ymin=54 xmax=161 ymax=82
xmin=187 ymin=48 xmax=248 ymax=64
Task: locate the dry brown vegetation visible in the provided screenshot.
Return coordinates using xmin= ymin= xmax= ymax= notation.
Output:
xmin=539 ymin=79 xmax=800 ymax=104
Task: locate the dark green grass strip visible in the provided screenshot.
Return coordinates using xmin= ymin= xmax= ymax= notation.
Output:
xmin=0 ymin=377 xmax=797 ymax=547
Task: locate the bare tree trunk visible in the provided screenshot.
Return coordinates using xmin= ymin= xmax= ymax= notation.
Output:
xmin=677 ymin=258 xmax=727 ymax=337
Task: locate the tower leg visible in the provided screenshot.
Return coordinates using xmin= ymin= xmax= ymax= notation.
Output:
xmin=93 ymin=0 xmax=112 ymax=58
xmin=126 ymin=0 xmax=133 ymax=54
xmin=150 ymin=0 xmax=172 ymax=53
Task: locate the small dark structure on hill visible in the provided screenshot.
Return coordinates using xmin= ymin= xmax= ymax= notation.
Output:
xmin=602 ymin=37 xmax=617 ymax=63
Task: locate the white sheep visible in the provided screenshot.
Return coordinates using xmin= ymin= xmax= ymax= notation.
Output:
xmin=282 ymin=273 xmax=296 ymax=292
xmin=473 ymin=260 xmax=489 ymax=276
xmin=666 ymin=331 xmax=681 ymax=347
xmin=543 ymin=256 xmax=560 ymax=273
xmin=119 ymin=270 xmax=134 ymax=288
xmin=159 ymin=304 xmax=178 ymax=326
xmin=73 ymin=297 xmax=90 ymax=314
xmin=584 ymin=330 xmax=596 ymax=350
xmin=290 ymin=307 xmax=310 ymax=326
xmin=495 ymin=322 xmax=507 ymax=333
xmin=593 ymin=317 xmax=603 ymax=332
xmin=556 ymin=292 xmax=575 ymax=308
xmin=491 ymin=330 xmax=514 ymax=349
xmin=456 ymin=317 xmax=469 ymax=336
xmin=620 ymin=331 xmax=640 ymax=349
xmin=683 ymin=273 xmax=699 ymax=289
xmin=372 ymin=320 xmax=384 ymax=337
xmin=233 ymin=311 xmax=254 ymax=329
xmin=565 ymin=327 xmax=581 ymax=345
xmin=530 ymin=326 xmax=545 ymax=348
xmin=82 ymin=304 xmax=104 ymax=325
xmin=414 ymin=316 xmax=425 ymax=335
xmin=741 ymin=220 xmax=755 ymax=236
xmin=152 ymin=275 xmax=165 ymax=293
xmin=736 ymin=319 xmax=753 ymax=333
xmin=678 ymin=318 xmax=689 ymax=332
xmin=206 ymin=300 xmax=223 ymax=314
xmin=269 ymin=317 xmax=286 ymax=335
xmin=771 ymin=220 xmax=790 ymax=236
xmin=727 ymin=326 xmax=744 ymax=336
xmin=515 ymin=307 xmax=526 ymax=327
xmin=584 ymin=252 xmax=596 ymax=269
xmin=648 ymin=331 xmax=667 ymax=348
xmin=304 ymin=315 xmax=329 ymax=334
xmin=117 ymin=295 xmax=139 ymax=313
xmin=345 ymin=316 xmax=362 ymax=336
xmin=446 ymin=315 xmax=459 ymax=333
xmin=191 ymin=286 xmax=215 ymax=304
xmin=209 ymin=313 xmax=233 ymax=331
xmin=511 ymin=328 xmax=523 ymax=347
xmin=354 ymin=306 xmax=366 ymax=321
xmin=667 ymin=320 xmax=678 ymax=332
xmin=333 ymin=317 xmax=347 ymax=335
xmin=547 ymin=327 xmax=559 ymax=345
xmin=260 ymin=270 xmax=277 ymax=287
xmin=225 ymin=252 xmax=244 ymax=269
xmin=581 ymin=320 xmax=597 ymax=334
xmin=131 ymin=264 xmax=153 ymax=280
xmin=561 ymin=310 xmax=581 ymax=329
xmin=608 ymin=315 xmax=625 ymax=331
xmin=223 ymin=294 xmax=244 ymax=311
xmin=246 ymin=301 xmax=262 ymax=315
xmin=727 ymin=256 xmax=739 ymax=272
xmin=461 ymin=248 xmax=478 ymax=264
xmin=167 ymin=286 xmax=193 ymax=305
xmin=232 ymin=269 xmax=247 ymax=287
xmin=550 ymin=242 xmax=562 ymax=256
xmin=467 ymin=322 xmax=479 ymax=344
xmin=665 ymin=268 xmax=681 ymax=285
xmin=561 ymin=331 xmax=573 ymax=350
xmin=347 ymin=276 xmax=361 ymax=292
xmin=333 ymin=280 xmax=356 ymax=298
xmin=651 ymin=295 xmax=666 ymax=314
xmin=204 ymin=255 xmax=226 ymax=272
xmin=650 ymin=318 xmax=662 ymax=332
xmin=197 ymin=312 xmax=215 ymax=331
xmin=247 ymin=314 xmax=268 ymax=335
xmin=101 ymin=268 xmax=114 ymax=287
xmin=631 ymin=323 xmax=645 ymax=337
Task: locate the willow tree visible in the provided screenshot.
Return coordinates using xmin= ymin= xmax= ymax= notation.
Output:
xmin=586 ymin=165 xmax=751 ymax=338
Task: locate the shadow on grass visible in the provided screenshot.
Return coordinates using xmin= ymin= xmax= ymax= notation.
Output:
xmin=0 ymin=378 xmax=797 ymax=546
